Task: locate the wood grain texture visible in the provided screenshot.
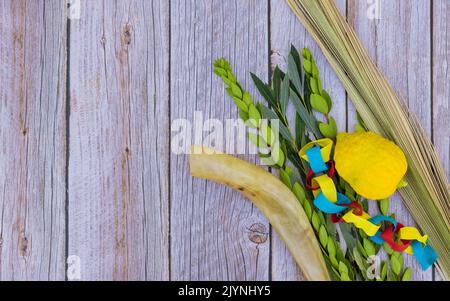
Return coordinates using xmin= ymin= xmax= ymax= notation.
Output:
xmin=170 ymin=0 xmax=270 ymax=280
xmin=0 ymin=0 xmax=445 ymax=281
xmin=0 ymin=0 xmax=67 ymax=280
xmin=270 ymin=0 xmax=346 ymax=281
xmin=347 ymin=0 xmax=433 ymax=280
xmin=432 ymin=0 xmax=449 ymax=281
xmin=433 ymin=0 xmax=450 ymax=180
xmin=68 ymin=0 xmax=169 ymax=280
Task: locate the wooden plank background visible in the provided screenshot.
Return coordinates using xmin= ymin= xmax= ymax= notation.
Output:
xmin=0 ymin=0 xmax=448 ymax=280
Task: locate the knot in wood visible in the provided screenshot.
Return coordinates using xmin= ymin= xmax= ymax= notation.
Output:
xmin=100 ymin=35 xmax=106 ymax=45
xmin=247 ymin=223 xmax=268 ymax=244
xmin=122 ymin=24 xmax=132 ymax=45
xmin=19 ymin=235 xmax=28 ymax=257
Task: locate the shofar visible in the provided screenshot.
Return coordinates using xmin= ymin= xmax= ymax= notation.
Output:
xmin=189 ymin=146 xmax=330 ymax=281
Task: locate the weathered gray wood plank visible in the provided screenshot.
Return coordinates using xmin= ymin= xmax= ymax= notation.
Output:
xmin=170 ymin=0 xmax=270 ymax=280
xmin=68 ymin=0 xmax=169 ymax=280
xmin=348 ymin=0 xmax=433 ymax=280
xmin=433 ymin=0 xmax=450 ymax=181
xmin=0 ymin=0 xmax=67 ymax=280
xmin=270 ymin=0 xmax=346 ymax=281
xmin=432 ymin=0 xmax=449 ymax=281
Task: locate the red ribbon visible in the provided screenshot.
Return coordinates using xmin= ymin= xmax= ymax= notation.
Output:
xmin=381 ymin=223 xmax=411 ymax=252
xmin=306 ymin=161 xmax=336 ymax=190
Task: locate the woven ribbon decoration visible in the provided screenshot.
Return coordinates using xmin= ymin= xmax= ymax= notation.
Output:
xmin=299 ymin=139 xmax=438 ymax=270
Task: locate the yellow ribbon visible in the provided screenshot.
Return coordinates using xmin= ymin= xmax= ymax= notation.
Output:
xmin=342 ymin=211 xmax=381 ymax=237
xmin=299 ymin=138 xmax=333 ymax=163
xmin=312 ymin=174 xmax=337 ymax=203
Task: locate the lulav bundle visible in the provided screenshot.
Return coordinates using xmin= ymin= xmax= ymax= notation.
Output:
xmin=212 ymin=45 xmax=416 ymax=280
xmin=285 ymin=0 xmax=450 ymax=279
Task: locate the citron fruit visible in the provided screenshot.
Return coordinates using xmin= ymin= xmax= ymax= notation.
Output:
xmin=334 ymin=131 xmax=407 ymax=200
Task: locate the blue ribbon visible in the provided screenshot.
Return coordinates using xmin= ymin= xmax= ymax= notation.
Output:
xmin=368 ymin=215 xmax=397 ymax=245
xmin=313 ymin=192 xmax=351 ymax=214
xmin=411 ymin=240 xmax=438 ymax=271
xmin=306 ymin=146 xmax=328 ymax=173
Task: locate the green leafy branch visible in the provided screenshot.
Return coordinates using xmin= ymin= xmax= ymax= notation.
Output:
xmin=214 ymin=57 xmax=358 ymax=281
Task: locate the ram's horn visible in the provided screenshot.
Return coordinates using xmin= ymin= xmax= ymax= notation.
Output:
xmin=189 ymin=146 xmax=330 ymax=281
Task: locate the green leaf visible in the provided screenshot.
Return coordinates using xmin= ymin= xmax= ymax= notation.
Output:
xmin=259 ymin=155 xmax=276 ymax=166
xmin=248 ymin=104 xmax=261 ymax=124
xmin=330 ymin=256 xmax=339 ymax=270
xmin=303 ymin=201 xmax=312 ymax=220
xmin=310 ymin=77 xmax=319 ymax=94
xmin=397 ymin=253 xmax=404 ymax=270
xmin=260 ymin=122 xmax=275 ymax=146
xmin=227 ymin=69 xmax=237 ymax=84
xmin=319 ymin=225 xmax=328 ymax=248
xmin=290 ymin=89 xmax=322 ymax=138
xmin=273 ymin=146 xmax=285 ymax=167
xmin=380 ymin=261 xmax=388 ymax=280
xmin=322 ymin=90 xmax=333 ymax=112
xmin=353 ymin=247 xmax=367 ymax=277
xmin=231 ymin=83 xmax=242 ymax=99
xmin=325 ymin=214 xmax=337 ymax=240
xmin=232 ymin=97 xmax=248 ymax=113
xmin=214 ymin=67 xmax=228 ymax=77
xmin=379 ymin=198 xmax=390 ymax=215
xmin=279 ymin=169 xmax=292 ymax=188
xmin=318 ymin=211 xmax=326 ymax=225
xmin=339 ymin=223 xmax=358 ymax=252
xmin=248 ymin=132 xmax=259 ymax=147
xmin=312 ymin=212 xmax=321 ymax=232
xmin=303 ymin=59 xmax=312 ymax=74
xmin=239 ymin=110 xmax=248 ymax=121
xmin=338 ymin=261 xmax=349 ymax=275
xmin=242 ymin=92 xmax=253 ymax=106
xmin=280 ymin=76 xmax=290 ymax=114
xmin=363 ymin=238 xmax=376 ymax=257
xmin=310 ymin=94 xmax=329 ymax=114
xmin=214 ymin=57 xmax=231 ymax=70
xmin=302 ymin=48 xmax=312 ymax=60
xmin=340 ymin=272 xmax=351 ymax=281
xmin=251 ymin=73 xmax=276 ymax=108
xmin=327 ymin=239 xmax=336 ymax=258
xmin=362 ymin=198 xmax=369 ymax=212
xmin=290 ymin=45 xmax=303 ymax=70
xmin=316 ymin=77 xmax=323 ymax=95
xmin=402 ymin=268 xmax=412 ymax=281
xmin=288 ymin=53 xmax=303 ymax=94
xmin=258 ymin=105 xmax=292 ymax=143
xmin=272 ymin=66 xmax=283 ymax=102
xmin=357 ymin=239 xmax=368 ymax=258
xmin=390 ymin=255 xmax=401 ymax=275
xmin=319 ymin=117 xmax=337 ymax=139
xmin=292 ymin=182 xmax=306 ymax=204
xmin=383 ymin=242 xmax=394 ymax=255
xmin=312 ymin=64 xmax=319 ymax=78
xmin=295 ymin=113 xmax=306 ymax=147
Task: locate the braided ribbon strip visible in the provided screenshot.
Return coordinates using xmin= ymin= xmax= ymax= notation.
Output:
xmin=299 ymin=139 xmax=438 ymax=270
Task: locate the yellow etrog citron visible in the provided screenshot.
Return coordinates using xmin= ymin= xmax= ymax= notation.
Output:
xmin=334 ymin=131 xmax=407 ymax=200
